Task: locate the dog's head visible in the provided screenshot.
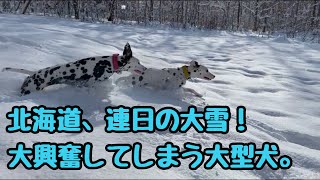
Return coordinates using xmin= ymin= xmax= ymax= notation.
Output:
xmin=188 ymin=60 xmax=215 ymax=80
xmin=120 ymin=43 xmax=146 ymax=75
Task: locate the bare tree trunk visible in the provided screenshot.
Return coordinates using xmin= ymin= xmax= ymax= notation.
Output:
xmin=292 ymin=1 xmax=300 ymax=38
xmin=15 ymin=0 xmax=22 ymax=13
xmin=144 ymin=0 xmax=147 ymax=23
xmin=149 ymin=0 xmax=153 ymax=22
xmin=182 ymin=1 xmax=187 ymax=28
xmin=318 ymin=0 xmax=320 ymax=17
xmin=225 ymin=2 xmax=230 ymax=30
xmin=237 ymin=1 xmax=242 ymax=30
xmin=72 ymin=0 xmax=79 ymax=19
xmin=197 ymin=0 xmax=200 ymax=26
xmin=311 ymin=0 xmax=317 ymax=28
xmin=22 ymin=0 xmax=32 ymax=14
xmin=137 ymin=1 xmax=140 ymax=23
xmin=67 ymin=0 xmax=71 ymax=18
xmin=108 ymin=0 xmax=115 ymax=22
xmin=159 ymin=0 xmax=162 ymax=23
xmin=253 ymin=0 xmax=259 ymax=31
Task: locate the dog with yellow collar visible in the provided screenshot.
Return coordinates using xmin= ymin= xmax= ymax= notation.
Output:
xmin=116 ymin=60 xmax=215 ymax=96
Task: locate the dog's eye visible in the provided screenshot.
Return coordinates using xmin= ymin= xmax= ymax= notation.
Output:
xmin=206 ymin=70 xmax=208 ymax=72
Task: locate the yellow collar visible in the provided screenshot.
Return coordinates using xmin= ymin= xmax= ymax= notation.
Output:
xmin=182 ymin=66 xmax=190 ymax=79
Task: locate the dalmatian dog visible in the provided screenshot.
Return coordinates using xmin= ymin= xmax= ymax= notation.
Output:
xmin=2 ymin=43 xmax=146 ymax=95
xmin=116 ymin=60 xmax=215 ymax=97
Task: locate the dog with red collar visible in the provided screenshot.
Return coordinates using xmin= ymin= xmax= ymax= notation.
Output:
xmin=3 ymin=43 xmax=146 ymax=95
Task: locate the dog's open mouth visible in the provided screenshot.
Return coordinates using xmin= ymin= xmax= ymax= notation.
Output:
xmin=134 ymin=70 xmax=143 ymax=74
xmin=204 ymin=77 xmax=211 ymax=80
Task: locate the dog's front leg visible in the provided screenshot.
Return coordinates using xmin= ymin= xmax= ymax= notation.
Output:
xmin=183 ymin=87 xmax=203 ymax=97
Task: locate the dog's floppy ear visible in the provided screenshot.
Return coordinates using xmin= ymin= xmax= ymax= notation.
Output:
xmin=123 ymin=43 xmax=132 ymax=60
xmin=190 ymin=60 xmax=200 ymax=68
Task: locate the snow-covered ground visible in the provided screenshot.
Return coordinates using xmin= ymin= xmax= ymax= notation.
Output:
xmin=0 ymin=14 xmax=319 ymax=179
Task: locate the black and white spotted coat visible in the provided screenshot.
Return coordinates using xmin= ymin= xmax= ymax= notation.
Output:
xmin=3 ymin=43 xmax=146 ymax=95
xmin=118 ymin=61 xmax=215 ymax=90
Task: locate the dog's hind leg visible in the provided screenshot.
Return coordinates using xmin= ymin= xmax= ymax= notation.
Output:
xmin=20 ymin=77 xmax=45 ymax=96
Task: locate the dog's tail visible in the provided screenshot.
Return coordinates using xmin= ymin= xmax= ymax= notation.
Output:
xmin=2 ymin=67 xmax=34 ymax=75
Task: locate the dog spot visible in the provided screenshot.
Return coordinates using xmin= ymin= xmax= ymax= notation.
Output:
xmin=81 ymin=67 xmax=85 ymax=70
xmin=47 ymin=77 xmax=63 ymax=86
xmin=70 ymin=69 xmax=75 ymax=73
xmin=36 ymin=87 xmax=40 ymax=90
xmin=75 ymin=64 xmax=80 ymax=67
xmin=83 ymin=58 xmax=91 ymax=61
xmin=139 ymin=76 xmax=143 ymax=81
xmin=82 ymin=69 xmax=88 ymax=73
xmin=64 ymin=74 xmax=76 ymax=81
xmin=117 ymin=60 xmax=126 ymax=67
xmin=173 ymin=73 xmax=176 ymax=76
xmin=91 ymin=57 xmax=96 ymax=61
xmin=93 ymin=60 xmax=111 ymax=80
xmin=79 ymin=59 xmax=87 ymax=65
xmin=77 ymin=74 xmax=92 ymax=81
xmin=66 ymin=64 xmax=70 ymax=67
xmin=44 ymin=70 xmax=49 ymax=78
xmin=63 ymin=71 xmax=66 ymax=75
xmin=24 ymin=90 xmax=30 ymax=95
xmin=102 ymin=56 xmax=109 ymax=58
xmin=49 ymin=66 xmax=60 ymax=75
xmin=132 ymin=81 xmax=136 ymax=85
xmin=33 ymin=79 xmax=41 ymax=87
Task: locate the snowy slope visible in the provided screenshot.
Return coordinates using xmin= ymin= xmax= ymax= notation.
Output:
xmin=0 ymin=14 xmax=319 ymax=179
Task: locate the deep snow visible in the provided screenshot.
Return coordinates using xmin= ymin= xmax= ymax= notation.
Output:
xmin=0 ymin=14 xmax=319 ymax=179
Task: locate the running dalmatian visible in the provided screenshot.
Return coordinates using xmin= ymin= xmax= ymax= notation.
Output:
xmin=2 ymin=43 xmax=146 ymax=95
xmin=117 ymin=60 xmax=215 ymax=97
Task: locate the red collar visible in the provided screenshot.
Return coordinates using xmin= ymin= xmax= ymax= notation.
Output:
xmin=112 ymin=54 xmax=119 ymax=72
